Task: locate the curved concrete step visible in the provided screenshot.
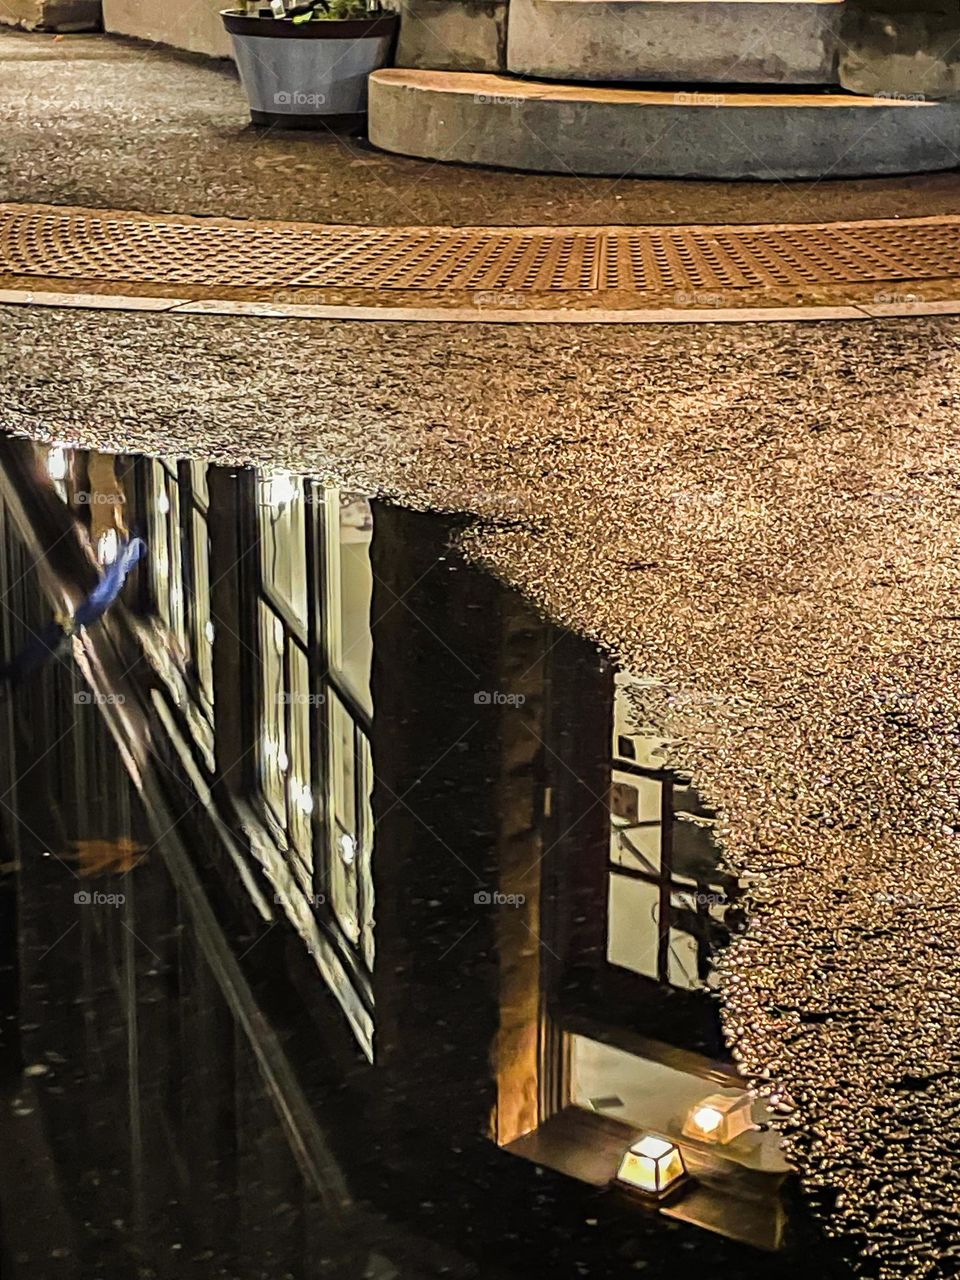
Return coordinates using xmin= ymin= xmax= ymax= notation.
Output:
xmin=368 ymin=70 xmax=960 ymax=178
xmin=507 ymin=0 xmax=843 ymax=85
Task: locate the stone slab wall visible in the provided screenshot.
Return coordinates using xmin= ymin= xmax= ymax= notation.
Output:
xmin=840 ymin=0 xmax=960 ymax=98
xmin=0 ymin=0 xmax=101 ymax=31
xmin=507 ymin=0 xmax=842 ymax=85
xmin=101 ymin=0 xmax=234 ymax=58
xmin=397 ymin=0 xmax=507 ymax=72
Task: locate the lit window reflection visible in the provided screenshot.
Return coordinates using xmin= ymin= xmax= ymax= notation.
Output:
xmin=253 ymin=478 xmax=376 ymax=972
xmin=607 ymin=675 xmax=734 ymax=990
xmin=258 ymin=469 xmax=308 ymax=630
xmin=323 ymin=489 xmax=373 ymax=717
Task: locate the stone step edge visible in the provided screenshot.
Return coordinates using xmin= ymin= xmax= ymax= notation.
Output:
xmin=372 ymin=68 xmax=945 ymax=108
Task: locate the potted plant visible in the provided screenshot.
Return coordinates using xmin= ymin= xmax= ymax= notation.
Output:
xmin=221 ymin=0 xmax=399 ymax=130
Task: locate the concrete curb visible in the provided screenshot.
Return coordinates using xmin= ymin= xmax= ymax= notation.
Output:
xmin=3 ymin=287 xmax=960 ymax=325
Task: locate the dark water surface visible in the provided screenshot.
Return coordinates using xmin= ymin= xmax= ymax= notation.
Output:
xmin=0 ymin=438 xmax=848 ymax=1280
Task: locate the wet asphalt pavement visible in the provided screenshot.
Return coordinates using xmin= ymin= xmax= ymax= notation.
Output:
xmin=3 ymin=18 xmax=960 ymax=1278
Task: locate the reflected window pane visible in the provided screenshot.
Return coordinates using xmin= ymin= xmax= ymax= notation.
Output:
xmin=612 ymin=675 xmax=670 ymax=770
xmin=189 ymin=460 xmax=209 ymax=510
xmin=607 ymin=874 xmax=660 ymax=979
xmin=258 ymin=470 xmax=308 ymax=631
xmin=323 ymin=490 xmax=373 ymax=716
xmin=357 ymin=732 xmax=375 ymax=969
xmin=258 ymin=604 xmax=288 ymax=830
xmin=610 ymin=768 xmax=661 ymax=874
xmin=149 ymin=462 xmax=186 ymax=650
xmin=191 ymin=509 xmax=214 ymax=712
xmin=287 ymin=645 xmax=313 ymax=886
xmin=327 ymin=690 xmax=360 ymax=944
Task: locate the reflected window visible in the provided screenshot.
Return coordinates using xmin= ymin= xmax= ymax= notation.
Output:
xmin=569 ymin=1034 xmax=789 ymax=1174
xmin=258 ymin=470 xmax=308 ymax=632
xmin=320 ymin=489 xmax=375 ymax=967
xmin=287 ymin=645 xmax=313 ymax=881
xmin=607 ymin=676 xmax=733 ymax=991
xmin=186 ymin=463 xmax=214 ymax=716
xmin=254 ymin=470 xmax=313 ymax=887
xmin=42 ymin=442 xmax=71 ymax=502
xmin=252 ymin=478 xmax=376 ymax=975
xmin=259 ymin=604 xmax=289 ymax=830
xmin=256 ymin=600 xmax=313 ymax=892
xmin=147 ymin=459 xmax=187 ymax=652
xmin=325 ymin=689 xmax=374 ymax=963
xmin=144 ymin=459 xmax=213 ymax=726
xmin=323 ymin=490 xmax=373 ymax=717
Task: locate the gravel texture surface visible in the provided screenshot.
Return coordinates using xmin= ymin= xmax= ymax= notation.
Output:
xmin=3 ymin=27 xmax=960 ymax=228
xmin=3 ymin=301 xmax=960 ymax=1276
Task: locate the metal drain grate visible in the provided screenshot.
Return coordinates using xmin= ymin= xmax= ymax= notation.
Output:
xmin=1 ymin=204 xmax=959 ymax=296
xmin=601 ymin=223 xmax=960 ymax=292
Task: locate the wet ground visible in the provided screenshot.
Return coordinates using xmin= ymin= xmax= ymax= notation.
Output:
xmin=2 ymin=300 xmax=960 ymax=1277
xmin=3 ymin=26 xmax=960 ymax=227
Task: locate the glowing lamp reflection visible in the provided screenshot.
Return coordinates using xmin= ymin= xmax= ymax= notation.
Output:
xmin=616 ymin=1135 xmax=686 ymax=1197
xmin=690 ymin=1105 xmax=723 ymax=1135
xmin=682 ymin=1092 xmax=754 ymax=1145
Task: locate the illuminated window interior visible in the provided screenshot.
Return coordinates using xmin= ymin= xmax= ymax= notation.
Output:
xmin=570 ymin=1034 xmax=789 ymax=1174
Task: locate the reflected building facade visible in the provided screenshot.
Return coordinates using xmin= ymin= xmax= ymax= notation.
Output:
xmin=0 ymin=437 xmax=817 ymax=1275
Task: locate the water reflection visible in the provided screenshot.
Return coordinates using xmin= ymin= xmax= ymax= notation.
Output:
xmin=0 ymin=437 xmax=843 ymax=1279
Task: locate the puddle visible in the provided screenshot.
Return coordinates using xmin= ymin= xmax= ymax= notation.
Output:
xmin=0 ymin=438 xmax=853 ymax=1278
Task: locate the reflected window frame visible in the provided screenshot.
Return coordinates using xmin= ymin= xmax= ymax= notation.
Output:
xmin=249 ymin=473 xmax=376 ymax=978
xmin=137 ymin=457 xmax=215 ymax=728
xmin=252 ymin=471 xmax=317 ymax=895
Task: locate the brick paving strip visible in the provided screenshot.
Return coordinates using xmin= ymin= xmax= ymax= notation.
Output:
xmin=2 ymin=201 xmax=960 ymax=326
